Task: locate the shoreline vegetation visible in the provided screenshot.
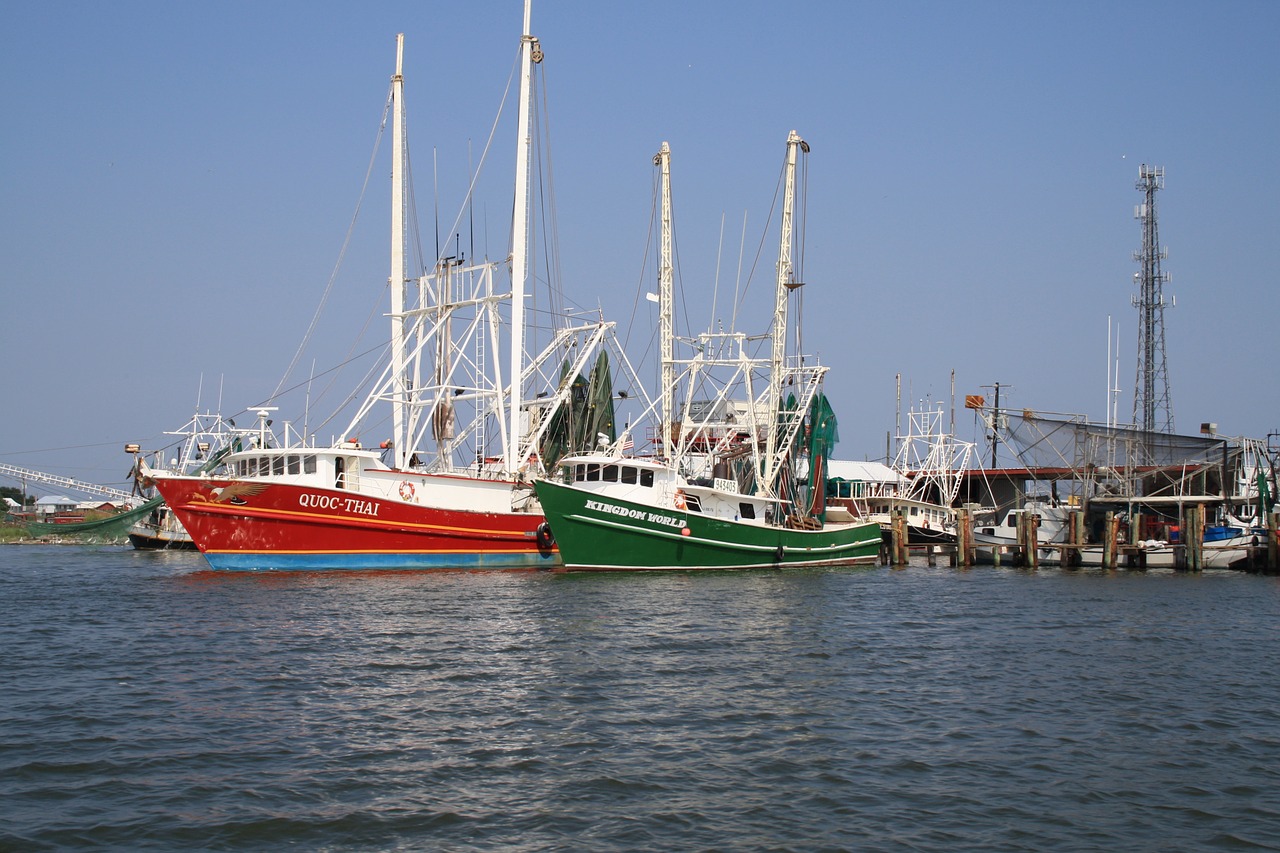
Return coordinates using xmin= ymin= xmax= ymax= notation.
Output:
xmin=1 ymin=523 xmax=126 ymax=545
xmin=2 ymin=525 xmax=36 ymax=543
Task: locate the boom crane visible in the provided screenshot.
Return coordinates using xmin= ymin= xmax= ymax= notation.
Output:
xmin=0 ymin=462 xmax=140 ymax=505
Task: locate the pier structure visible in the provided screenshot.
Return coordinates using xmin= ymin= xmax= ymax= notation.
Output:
xmin=882 ymin=506 xmax=1278 ymax=573
xmin=868 ymin=399 xmax=1278 ymax=573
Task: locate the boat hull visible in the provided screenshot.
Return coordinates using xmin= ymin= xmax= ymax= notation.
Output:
xmin=972 ymin=535 xmax=1067 ymax=566
xmin=1079 ymin=544 xmax=1176 ymax=569
xmin=152 ymin=475 xmax=557 ymax=571
xmin=127 ymin=531 xmax=198 ymax=551
xmin=907 ymin=525 xmax=957 ymax=545
xmin=1077 ymin=530 xmax=1268 ymax=569
xmin=534 ymin=479 xmax=881 ymax=572
xmin=875 ymin=522 xmax=957 ymax=546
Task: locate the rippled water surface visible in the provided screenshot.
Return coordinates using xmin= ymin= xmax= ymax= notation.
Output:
xmin=3 ymin=545 xmax=1280 ymax=851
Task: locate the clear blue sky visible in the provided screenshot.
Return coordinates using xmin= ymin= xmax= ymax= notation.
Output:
xmin=2 ymin=1 xmax=1277 ymax=493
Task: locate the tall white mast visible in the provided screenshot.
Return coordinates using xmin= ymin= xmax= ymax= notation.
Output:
xmin=763 ymin=130 xmax=805 ymax=488
xmin=1106 ymin=315 xmax=1112 ymax=429
xmin=508 ymin=0 xmax=537 ymax=474
xmin=655 ymin=141 xmax=674 ymax=457
xmin=389 ymin=34 xmax=408 ymax=469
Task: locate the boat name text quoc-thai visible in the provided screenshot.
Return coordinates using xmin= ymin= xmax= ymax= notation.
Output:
xmin=298 ymin=493 xmax=380 ymax=517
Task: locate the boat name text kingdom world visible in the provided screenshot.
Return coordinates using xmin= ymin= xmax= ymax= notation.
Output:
xmin=584 ymin=499 xmax=682 ymax=528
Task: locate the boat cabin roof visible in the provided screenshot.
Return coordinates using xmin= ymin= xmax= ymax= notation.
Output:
xmin=227 ymin=444 xmax=382 ymax=461
xmin=556 ymin=453 xmax=666 ymax=471
xmin=556 ymin=454 xmax=782 ymax=507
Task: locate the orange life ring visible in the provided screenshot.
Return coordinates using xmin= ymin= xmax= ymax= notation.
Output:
xmin=674 ymin=489 xmax=687 ymax=510
xmin=399 ymin=481 xmax=415 ymax=501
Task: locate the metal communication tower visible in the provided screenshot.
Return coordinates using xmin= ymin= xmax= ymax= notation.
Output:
xmin=1131 ymin=164 xmax=1174 ymax=434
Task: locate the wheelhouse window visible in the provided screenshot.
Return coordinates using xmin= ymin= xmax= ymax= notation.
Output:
xmin=586 ymin=465 xmax=600 ymax=482
xmin=603 ymin=465 xmax=619 ymax=482
xmin=739 ymin=502 xmax=756 ymax=520
xmin=303 ymin=455 xmax=317 ymax=474
xmin=621 ymin=467 xmax=638 ymax=485
xmin=287 ymin=455 xmax=301 ymax=475
xmin=640 ymin=470 xmax=654 ymax=487
xmin=272 ymin=456 xmax=285 ymax=475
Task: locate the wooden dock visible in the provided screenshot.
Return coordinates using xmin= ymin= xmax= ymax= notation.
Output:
xmin=880 ymin=508 xmax=1280 ymax=572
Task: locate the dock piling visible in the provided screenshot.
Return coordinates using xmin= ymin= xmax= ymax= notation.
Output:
xmin=1103 ymin=511 xmax=1117 ymax=570
xmin=1269 ymin=511 xmax=1279 ymax=574
xmin=1186 ymin=504 xmax=1204 ymax=572
xmin=1025 ymin=513 xmax=1040 ymax=570
xmin=891 ymin=511 xmax=909 ymax=566
xmin=958 ymin=508 xmax=974 ymax=567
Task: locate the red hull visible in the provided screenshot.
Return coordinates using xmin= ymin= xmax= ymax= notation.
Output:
xmin=151 ymin=475 xmax=557 ymax=571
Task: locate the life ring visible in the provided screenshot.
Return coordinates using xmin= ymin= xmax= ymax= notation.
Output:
xmin=674 ymin=489 xmax=687 ymax=510
xmin=399 ymin=481 xmax=415 ymax=501
xmin=536 ymin=522 xmax=555 ymax=551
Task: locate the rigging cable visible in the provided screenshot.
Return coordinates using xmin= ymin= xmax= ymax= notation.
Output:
xmin=270 ymin=83 xmax=393 ymax=404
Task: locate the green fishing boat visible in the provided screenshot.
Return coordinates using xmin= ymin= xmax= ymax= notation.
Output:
xmin=534 ymin=455 xmax=880 ymax=571
xmin=532 ymin=131 xmax=881 ymax=572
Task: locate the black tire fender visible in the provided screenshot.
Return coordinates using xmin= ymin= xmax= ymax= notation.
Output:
xmin=536 ymin=522 xmax=555 ymax=551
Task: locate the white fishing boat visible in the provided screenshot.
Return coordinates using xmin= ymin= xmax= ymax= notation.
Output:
xmin=857 ymin=401 xmax=976 ymax=544
xmin=127 ymin=404 xmax=239 ymax=550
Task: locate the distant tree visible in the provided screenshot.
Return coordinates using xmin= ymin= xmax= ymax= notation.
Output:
xmin=0 ymin=485 xmax=34 ymax=506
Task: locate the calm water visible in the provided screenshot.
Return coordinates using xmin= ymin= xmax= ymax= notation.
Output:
xmin=2 ymin=546 xmax=1279 ymax=852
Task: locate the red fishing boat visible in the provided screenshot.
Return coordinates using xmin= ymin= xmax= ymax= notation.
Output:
xmin=150 ymin=3 xmax=643 ymax=571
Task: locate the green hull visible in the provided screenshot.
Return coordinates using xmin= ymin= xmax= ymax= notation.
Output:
xmin=534 ymin=479 xmax=881 ymax=572
xmin=25 ymin=496 xmax=164 ymax=544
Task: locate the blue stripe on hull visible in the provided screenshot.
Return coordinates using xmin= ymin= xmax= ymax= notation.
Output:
xmin=201 ymin=550 xmax=559 ymax=572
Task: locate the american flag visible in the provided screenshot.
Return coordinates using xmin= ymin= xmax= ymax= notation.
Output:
xmin=620 ymin=432 xmax=634 ymax=452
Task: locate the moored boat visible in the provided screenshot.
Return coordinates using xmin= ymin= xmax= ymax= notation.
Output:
xmin=972 ymin=499 xmax=1073 ymax=565
xmin=535 ymin=455 xmax=880 ymax=571
xmin=127 ymin=504 xmax=197 ymax=551
xmin=859 ymin=401 xmax=976 ymax=545
xmin=127 ymin=403 xmax=238 ymax=550
xmin=1077 ymin=520 xmax=1270 ymax=570
xmin=149 ymin=4 xmax=640 ymax=571
xmin=533 ymin=133 xmax=881 ymax=572
xmin=150 ymin=435 xmax=555 ymax=570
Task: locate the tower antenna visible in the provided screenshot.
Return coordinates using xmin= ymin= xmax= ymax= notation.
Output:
xmin=1131 ymin=164 xmax=1174 ymax=435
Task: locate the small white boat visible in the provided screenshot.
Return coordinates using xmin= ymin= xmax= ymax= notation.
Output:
xmin=972 ymin=499 xmax=1072 ymax=565
xmin=1079 ymin=539 xmax=1175 ymax=569
xmin=1077 ymin=519 xmax=1268 ymax=570
xmin=128 ymin=405 xmax=236 ymax=550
